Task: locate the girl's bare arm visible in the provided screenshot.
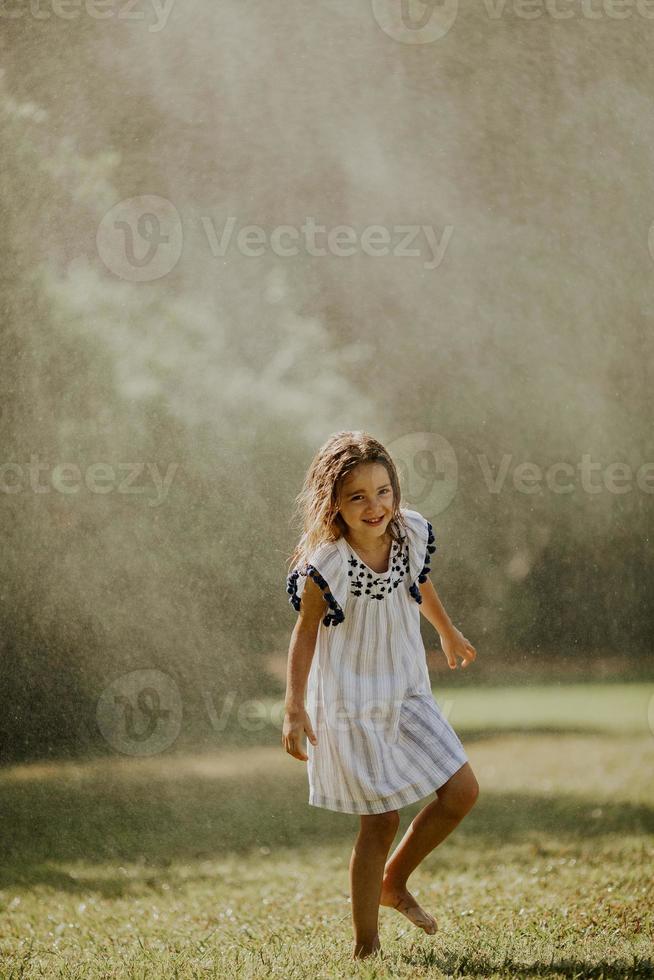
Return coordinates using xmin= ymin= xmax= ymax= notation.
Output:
xmin=282 ymin=575 xmax=326 ymax=760
xmin=284 ymin=575 xmax=326 ymax=710
xmin=418 ymin=577 xmax=477 ymax=670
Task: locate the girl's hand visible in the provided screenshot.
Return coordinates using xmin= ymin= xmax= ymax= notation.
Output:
xmin=282 ymin=707 xmax=317 ymax=761
xmin=440 ymin=626 xmax=477 ymax=670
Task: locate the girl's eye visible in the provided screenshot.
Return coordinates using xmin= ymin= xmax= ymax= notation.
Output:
xmin=353 ymin=489 xmax=390 ymax=501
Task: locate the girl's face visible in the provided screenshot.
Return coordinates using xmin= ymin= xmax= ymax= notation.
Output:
xmin=337 ymin=462 xmax=394 ymax=538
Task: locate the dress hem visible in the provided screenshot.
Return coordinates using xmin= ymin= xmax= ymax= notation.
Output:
xmin=308 ymin=753 xmax=468 ymax=815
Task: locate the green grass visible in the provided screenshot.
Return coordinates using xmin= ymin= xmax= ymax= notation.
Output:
xmin=0 ymin=683 xmax=652 ymax=978
xmin=429 ymin=681 xmax=654 ymax=738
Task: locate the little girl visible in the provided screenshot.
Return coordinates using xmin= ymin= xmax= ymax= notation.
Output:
xmin=282 ymin=431 xmax=479 ymax=961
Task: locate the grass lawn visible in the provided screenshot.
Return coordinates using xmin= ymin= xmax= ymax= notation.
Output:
xmin=429 ymin=680 xmax=654 ymax=738
xmin=0 ymin=682 xmax=652 ymax=978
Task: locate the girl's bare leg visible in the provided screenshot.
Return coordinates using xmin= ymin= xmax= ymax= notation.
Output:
xmin=349 ymin=809 xmax=399 ymax=959
xmin=381 ymin=762 xmax=479 ymax=910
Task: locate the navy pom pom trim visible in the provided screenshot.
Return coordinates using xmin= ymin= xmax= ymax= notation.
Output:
xmin=408 ymin=521 xmax=436 ymax=604
xmin=286 ymin=565 xmax=345 ymax=627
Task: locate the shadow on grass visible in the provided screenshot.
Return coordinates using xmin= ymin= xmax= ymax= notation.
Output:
xmin=399 ymin=946 xmax=654 ymax=979
xmin=450 ymin=725 xmax=641 ymax=742
xmin=1 ymin=760 xmax=653 ymax=893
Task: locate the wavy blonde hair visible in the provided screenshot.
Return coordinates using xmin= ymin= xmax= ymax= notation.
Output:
xmin=287 ymin=430 xmax=409 ymax=571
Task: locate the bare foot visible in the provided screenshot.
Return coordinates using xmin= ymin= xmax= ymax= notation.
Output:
xmin=352 ymin=934 xmax=382 ymax=959
xmin=380 ymin=877 xmax=438 ymax=935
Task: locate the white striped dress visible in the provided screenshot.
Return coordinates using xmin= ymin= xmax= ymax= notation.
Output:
xmin=286 ymin=507 xmax=469 ymax=815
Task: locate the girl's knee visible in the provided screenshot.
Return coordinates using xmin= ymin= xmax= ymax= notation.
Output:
xmin=464 ymin=776 xmax=480 ymax=811
xmin=438 ymin=765 xmax=480 ymax=816
xmin=360 ymin=809 xmax=400 ymax=839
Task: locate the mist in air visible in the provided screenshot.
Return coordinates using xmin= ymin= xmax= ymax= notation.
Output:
xmin=0 ymin=2 xmax=651 ymax=772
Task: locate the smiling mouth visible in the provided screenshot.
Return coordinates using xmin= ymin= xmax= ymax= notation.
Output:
xmin=363 ymin=516 xmax=384 ymax=525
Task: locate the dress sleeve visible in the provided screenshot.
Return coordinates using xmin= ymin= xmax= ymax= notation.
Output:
xmin=285 ymin=540 xmax=347 ymax=627
xmin=399 ymin=507 xmax=437 ymax=604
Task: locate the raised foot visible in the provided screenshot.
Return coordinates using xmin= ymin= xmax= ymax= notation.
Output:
xmin=380 ymin=878 xmax=438 ymax=935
